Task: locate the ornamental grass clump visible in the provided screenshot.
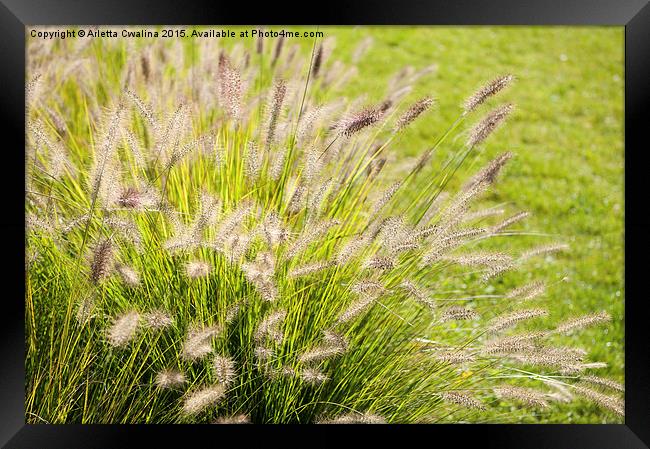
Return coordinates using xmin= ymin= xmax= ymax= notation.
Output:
xmin=25 ymin=32 xmax=621 ymax=424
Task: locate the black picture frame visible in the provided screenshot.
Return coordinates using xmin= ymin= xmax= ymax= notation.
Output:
xmin=2 ymin=0 xmax=648 ymax=447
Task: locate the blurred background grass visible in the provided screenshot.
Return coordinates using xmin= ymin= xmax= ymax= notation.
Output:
xmin=326 ymin=26 xmax=624 ymax=423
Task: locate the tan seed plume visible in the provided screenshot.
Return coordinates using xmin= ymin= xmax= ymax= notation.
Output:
xmin=464 ymin=74 xmax=514 ymax=112
xmin=439 ymin=391 xmax=485 ymax=410
xmin=90 ymin=238 xmax=114 ymax=285
xmin=266 ymin=79 xmax=286 ymax=146
xmin=505 ymin=281 xmax=546 ymax=301
xmin=181 ymin=325 xmax=221 ymax=361
xmin=482 ymin=332 xmax=548 ymax=354
xmin=580 ymin=375 xmax=624 ymax=393
xmin=185 ymin=260 xmax=211 ymax=279
xmin=488 ymin=308 xmax=548 ymax=333
xmin=465 ymin=152 xmax=513 ymax=191
xmin=217 ymin=54 xmax=242 ymax=120
xmin=555 ymin=311 xmax=611 ymax=334
xmin=494 ymin=385 xmax=549 ymax=408
xmin=520 ymin=243 xmax=569 ymax=261
xmin=212 ymin=355 xmax=237 ymax=388
xmin=289 ymin=261 xmax=332 ymax=278
xmin=434 ymin=350 xmax=476 ymax=364
xmin=440 ymin=306 xmax=478 ymax=322
xmin=255 ymin=310 xmax=286 ymax=344
xmin=213 ymin=414 xmax=251 ymax=424
xmin=395 ymin=96 xmax=435 ymax=131
xmin=401 ymin=280 xmax=436 ymax=310
xmin=299 ymin=344 xmax=345 ymax=364
xmin=338 ymin=106 xmax=384 ymax=137
xmin=182 ymin=385 xmax=226 ymax=416
xmin=115 ymin=263 xmax=140 ymax=287
xmin=142 ymin=310 xmax=174 ymax=330
xmin=491 ymin=211 xmax=530 ymax=234
xmin=573 ymin=385 xmax=624 ymax=417
xmin=336 ymin=294 xmax=377 ymax=326
xmin=300 ymin=367 xmax=329 ymax=384
xmin=317 ymin=412 xmax=386 ymax=424
xmin=107 ymin=310 xmax=140 ymax=347
xmin=155 ymin=369 xmax=186 ymax=389
xmin=467 ymin=104 xmax=514 ymax=147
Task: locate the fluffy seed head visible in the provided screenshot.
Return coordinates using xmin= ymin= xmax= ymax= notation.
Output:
xmin=462 ymin=207 xmax=506 ymax=223
xmin=181 ymin=325 xmax=221 ymax=361
xmin=580 ymin=375 xmax=624 ymax=393
xmin=371 ymin=182 xmax=401 ymax=218
xmin=262 ymin=212 xmax=288 ymax=246
xmin=322 ymin=330 xmax=348 ymax=351
xmin=266 ymin=79 xmax=286 ymax=146
xmin=580 ymin=362 xmax=609 ymax=371
xmin=505 ymin=281 xmax=546 ymax=301
xmin=213 ymin=414 xmax=251 ymax=424
xmin=90 ymin=238 xmax=114 ymax=284
xmin=464 ymin=74 xmax=514 ymax=112
xmin=362 ymin=256 xmax=395 ymax=272
xmin=440 ymin=306 xmax=478 ymax=322
xmin=395 ymin=96 xmax=434 ymax=131
xmin=212 ymin=355 xmax=237 ymax=387
xmin=272 ymin=35 xmax=285 ymax=61
xmin=299 ymin=344 xmax=345 ymax=364
xmin=182 ymin=385 xmax=226 ymax=416
xmin=507 ymin=346 xmax=589 ymax=373
xmin=254 ymin=345 xmax=274 ymax=363
xmin=124 ymin=89 xmax=157 ymax=129
xmin=115 ymin=263 xmax=140 ymax=287
xmin=107 ymin=310 xmax=140 ymax=347
xmin=255 ymin=310 xmax=286 ymax=344
xmin=301 ymin=367 xmax=329 ymax=384
xmin=312 ymin=43 xmax=324 ymax=77
xmin=434 ymin=350 xmax=476 ymax=364
xmin=142 ymin=310 xmax=174 ymax=330
xmin=336 ymin=294 xmax=377 ymax=325
xmin=215 ymin=201 xmax=253 ymax=243
xmin=217 ymin=54 xmax=242 ymax=120
xmin=335 ymin=235 xmax=372 ymax=265
xmin=244 ymin=140 xmax=260 ymax=180
xmin=467 ymin=104 xmax=514 ymax=147
xmin=446 ymin=252 xmax=513 ymax=267
xmin=287 ymin=182 xmax=306 ymax=214
xmin=289 ymin=261 xmax=332 ymax=278
xmin=286 ymin=219 xmax=339 ymax=260
xmin=465 ymin=152 xmax=513 ymax=191
xmin=488 ymin=308 xmax=548 ymax=333
xmin=482 ymin=332 xmax=548 ymax=354
xmin=155 ymin=369 xmax=186 ymax=389
xmin=439 ymin=391 xmax=485 ymax=410
xmin=350 ymin=280 xmax=385 ymax=296
xmin=75 ymin=294 xmax=96 ymax=325
xmin=494 ymin=385 xmax=549 ymax=408
xmin=270 ymin=147 xmax=289 ymax=180
xmin=338 ymin=106 xmax=384 ymax=137
xmin=318 ymin=412 xmax=386 ymax=424
xmin=481 ymin=263 xmax=515 ymax=282
xmin=520 ymin=243 xmax=569 ymax=261
xmin=573 ymin=385 xmax=624 ymax=417
xmin=491 ymin=211 xmax=530 ymax=234
xmin=555 ymin=311 xmax=611 ymax=335
xmin=401 ymin=280 xmax=436 ymax=310
xmin=185 ymin=260 xmax=211 ymax=279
